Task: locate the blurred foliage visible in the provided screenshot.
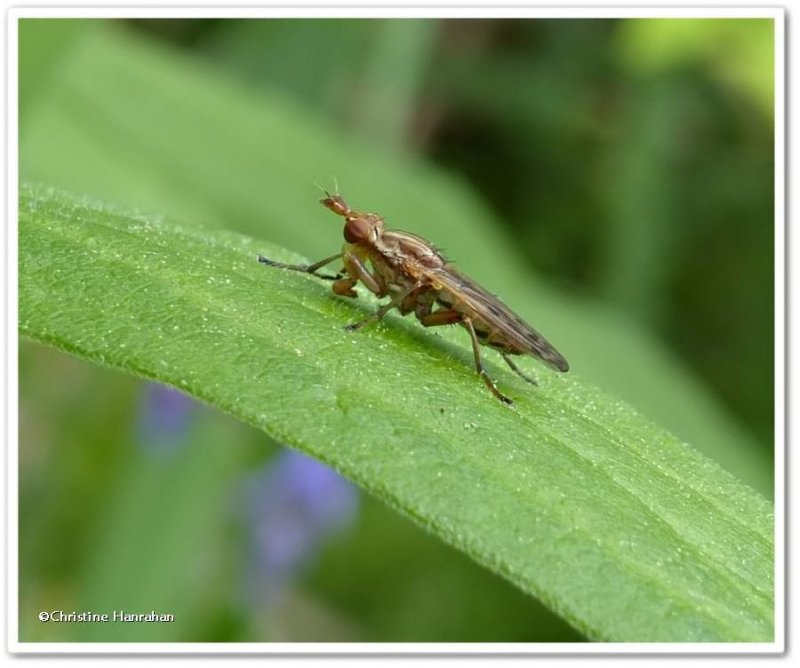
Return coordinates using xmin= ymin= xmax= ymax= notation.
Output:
xmin=616 ymin=19 xmax=774 ymax=117
xmin=18 ymin=17 xmax=775 ymax=643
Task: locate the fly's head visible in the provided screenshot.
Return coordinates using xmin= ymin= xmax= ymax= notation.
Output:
xmin=320 ymin=193 xmax=384 ymax=247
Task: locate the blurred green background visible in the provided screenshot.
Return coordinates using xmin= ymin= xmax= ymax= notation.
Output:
xmin=18 ymin=18 xmax=774 ymax=642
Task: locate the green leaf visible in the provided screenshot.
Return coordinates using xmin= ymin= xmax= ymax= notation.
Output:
xmin=18 ymin=20 xmax=772 ymax=494
xmin=19 ymin=184 xmax=773 ymax=642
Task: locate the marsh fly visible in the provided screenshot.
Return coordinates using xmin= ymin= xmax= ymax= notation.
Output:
xmin=257 ymin=193 xmax=569 ymax=405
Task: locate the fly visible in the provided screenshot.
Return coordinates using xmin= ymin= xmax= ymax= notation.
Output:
xmin=257 ymin=192 xmax=569 ymax=405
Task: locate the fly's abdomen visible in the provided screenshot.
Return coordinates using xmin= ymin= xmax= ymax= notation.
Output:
xmin=435 ymin=288 xmax=522 ymax=353
xmin=471 ymin=319 xmax=520 ymax=352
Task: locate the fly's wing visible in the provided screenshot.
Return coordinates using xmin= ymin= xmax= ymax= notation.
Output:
xmin=429 ymin=265 xmax=570 ymax=372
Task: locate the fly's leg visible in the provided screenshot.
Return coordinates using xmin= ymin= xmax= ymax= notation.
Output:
xmin=420 ymin=310 xmax=513 ymax=405
xmin=257 ymin=253 xmax=343 ymax=281
xmin=334 ymin=251 xmax=383 ymax=299
xmin=344 ymin=282 xmax=422 ymax=332
xmin=463 ymin=317 xmax=513 ymax=405
xmin=419 ymin=309 xmax=462 ymax=327
xmin=501 ymin=353 xmax=538 ymax=386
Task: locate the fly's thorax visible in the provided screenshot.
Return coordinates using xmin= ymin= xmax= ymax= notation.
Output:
xmin=367 ymin=247 xmax=420 ymax=294
xmin=373 ymin=230 xmax=447 ymax=271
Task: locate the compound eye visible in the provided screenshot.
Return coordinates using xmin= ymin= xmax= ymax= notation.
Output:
xmin=344 ymin=217 xmax=371 ymax=244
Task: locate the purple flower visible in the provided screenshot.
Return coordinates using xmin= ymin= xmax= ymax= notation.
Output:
xmin=244 ymin=449 xmax=359 ymax=606
xmin=135 ymin=383 xmax=195 ymax=454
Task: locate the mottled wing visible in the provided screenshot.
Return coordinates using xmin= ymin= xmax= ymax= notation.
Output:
xmin=428 ymin=264 xmax=569 ymax=372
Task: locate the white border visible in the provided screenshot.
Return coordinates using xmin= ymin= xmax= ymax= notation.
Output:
xmin=6 ymin=3 xmax=784 ymax=656
xmin=772 ymin=2 xmax=786 ymax=656
xmin=6 ymin=0 xmax=20 ymax=659
xmin=5 ymin=6 xmax=788 ymax=19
